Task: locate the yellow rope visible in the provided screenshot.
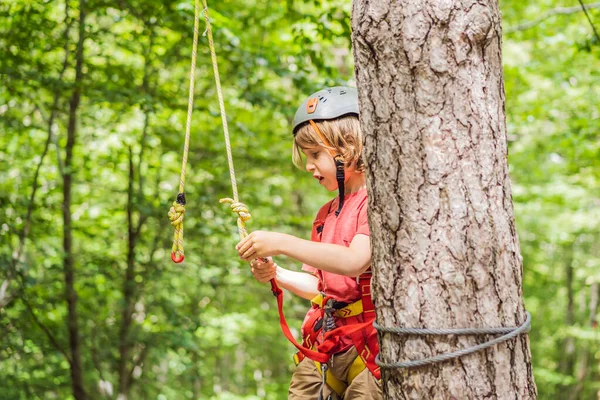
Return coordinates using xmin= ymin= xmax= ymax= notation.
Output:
xmin=219 ymin=198 xmax=251 ymax=239
xmin=169 ymin=0 xmax=201 ymax=262
xmin=201 ymin=1 xmax=253 ymax=240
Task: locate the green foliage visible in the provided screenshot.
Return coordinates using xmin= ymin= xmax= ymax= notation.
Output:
xmin=0 ymin=0 xmax=598 ymax=399
xmin=503 ymin=1 xmax=600 ymax=398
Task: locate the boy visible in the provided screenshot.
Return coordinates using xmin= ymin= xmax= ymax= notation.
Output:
xmin=235 ymin=87 xmax=381 ymax=400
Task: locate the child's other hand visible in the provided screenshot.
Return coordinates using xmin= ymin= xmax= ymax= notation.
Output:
xmin=236 ymin=231 xmax=282 ymax=261
xmin=250 ymin=257 xmax=277 ymax=283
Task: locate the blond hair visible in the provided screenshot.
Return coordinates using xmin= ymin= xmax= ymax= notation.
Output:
xmin=292 ymin=115 xmax=364 ymax=172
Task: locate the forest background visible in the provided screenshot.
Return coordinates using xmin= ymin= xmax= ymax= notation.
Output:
xmin=1 ymin=0 xmax=599 ymax=399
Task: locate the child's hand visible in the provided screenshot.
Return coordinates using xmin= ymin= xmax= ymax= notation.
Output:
xmin=236 ymin=231 xmax=283 ymax=261
xmin=250 ymin=257 xmax=277 ymax=283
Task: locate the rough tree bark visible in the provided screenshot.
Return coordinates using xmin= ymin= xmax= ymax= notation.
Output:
xmin=351 ymin=0 xmax=537 ymax=398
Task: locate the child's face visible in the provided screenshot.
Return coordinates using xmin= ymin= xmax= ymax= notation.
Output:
xmin=302 ymin=146 xmax=338 ymax=191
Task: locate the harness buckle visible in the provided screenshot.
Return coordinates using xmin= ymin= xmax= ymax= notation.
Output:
xmin=322 ymin=297 xmax=338 ymax=339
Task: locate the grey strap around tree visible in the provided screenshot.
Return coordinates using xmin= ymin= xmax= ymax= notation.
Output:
xmin=374 ymin=312 xmax=532 ymax=369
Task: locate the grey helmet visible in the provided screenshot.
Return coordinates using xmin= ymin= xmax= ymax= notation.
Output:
xmin=292 ymin=86 xmax=360 ymax=216
xmin=292 ymin=86 xmax=359 ymax=135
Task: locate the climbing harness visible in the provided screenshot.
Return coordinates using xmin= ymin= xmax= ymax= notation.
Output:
xmin=374 ymin=312 xmax=532 ymax=369
xmin=293 ymin=280 xmax=381 ymax=397
xmin=168 ymin=0 xmax=201 ymax=263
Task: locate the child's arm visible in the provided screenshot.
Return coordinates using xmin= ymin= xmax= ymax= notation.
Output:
xmin=250 ymin=258 xmax=320 ymax=300
xmin=276 ymin=266 xmax=321 ymax=300
xmin=238 ymin=231 xmax=371 ymax=278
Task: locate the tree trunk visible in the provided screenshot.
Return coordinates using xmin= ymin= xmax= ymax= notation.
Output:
xmin=63 ymin=1 xmax=87 ymax=399
xmin=117 ymin=28 xmax=153 ymax=394
xmin=568 ymin=265 xmax=599 ymax=400
xmin=118 ymin=147 xmax=137 ymax=398
xmin=559 ymin=244 xmax=576 ymax=398
xmin=351 ymin=0 xmax=537 ymax=398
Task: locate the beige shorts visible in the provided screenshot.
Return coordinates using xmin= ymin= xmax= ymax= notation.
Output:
xmin=289 ymin=347 xmax=382 ymax=400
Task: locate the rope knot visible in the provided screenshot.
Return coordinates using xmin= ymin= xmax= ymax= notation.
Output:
xmin=219 ymin=198 xmax=252 ymax=222
xmin=169 ymin=202 xmax=186 ymax=226
xmin=219 ymin=198 xmax=253 ymax=238
xmin=169 ymin=200 xmax=186 ymax=263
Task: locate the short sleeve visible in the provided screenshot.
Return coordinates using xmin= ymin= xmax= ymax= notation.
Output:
xmin=302 ymin=263 xmax=318 ymax=274
xmin=356 ymin=199 xmax=370 ymax=237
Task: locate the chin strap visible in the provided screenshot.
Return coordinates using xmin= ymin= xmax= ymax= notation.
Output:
xmin=308 ymin=120 xmax=346 ymax=216
xmin=334 ymin=155 xmax=345 ymax=216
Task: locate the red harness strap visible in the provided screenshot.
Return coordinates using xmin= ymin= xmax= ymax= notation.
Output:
xmin=265 ymin=201 xmax=336 ymax=365
xmin=349 ymin=272 xmax=381 ymax=379
xmin=269 ymin=280 xmax=330 ymax=364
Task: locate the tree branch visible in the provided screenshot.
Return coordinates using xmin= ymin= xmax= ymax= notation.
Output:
xmin=505 ymin=2 xmax=600 ymax=34
xmin=577 ymin=0 xmax=600 ymax=44
xmin=21 ymin=295 xmax=72 ymax=364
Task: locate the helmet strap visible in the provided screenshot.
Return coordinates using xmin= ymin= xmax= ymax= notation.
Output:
xmin=334 ymin=156 xmax=345 ymax=216
xmin=309 ymin=120 xmax=345 ymax=216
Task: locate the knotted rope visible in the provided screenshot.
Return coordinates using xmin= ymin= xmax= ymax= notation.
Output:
xmin=219 ymin=198 xmax=252 ymax=239
xmin=168 ymin=0 xmax=201 ymax=263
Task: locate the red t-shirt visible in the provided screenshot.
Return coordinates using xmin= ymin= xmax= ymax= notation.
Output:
xmin=300 ymin=189 xmax=370 ymax=351
xmin=301 ymin=188 xmax=370 ymax=304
